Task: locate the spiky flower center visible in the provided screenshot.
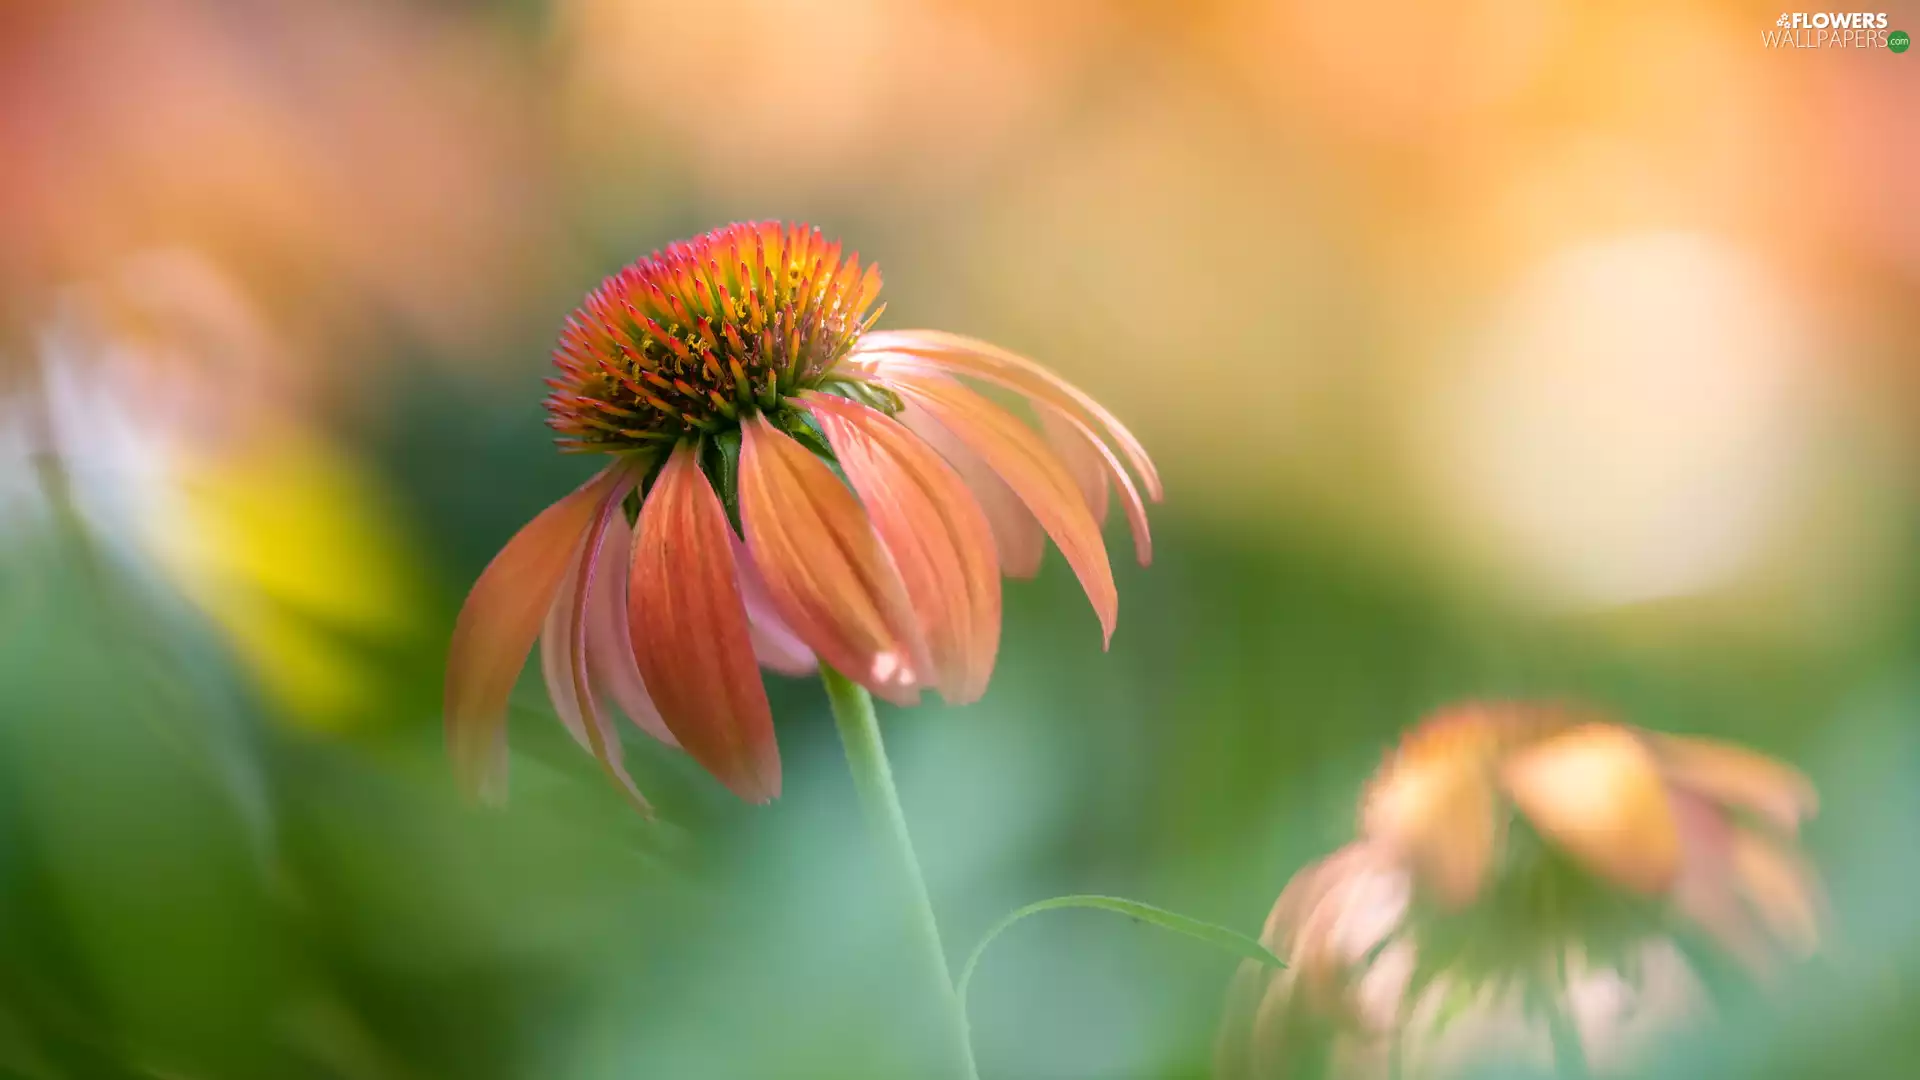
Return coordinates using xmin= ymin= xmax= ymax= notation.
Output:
xmin=545 ymin=222 xmax=885 ymax=452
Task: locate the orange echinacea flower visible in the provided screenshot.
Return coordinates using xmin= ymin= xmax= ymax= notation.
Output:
xmin=445 ymin=222 xmax=1158 ymax=810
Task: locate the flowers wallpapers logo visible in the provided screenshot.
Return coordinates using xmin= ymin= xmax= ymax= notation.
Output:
xmin=1765 ymin=10 xmax=1895 ymax=46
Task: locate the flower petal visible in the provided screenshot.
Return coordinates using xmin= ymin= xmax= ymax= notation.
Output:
xmin=1040 ymin=405 xmax=1152 ymax=567
xmin=539 ymin=538 xmax=594 ymax=752
xmin=559 ymin=477 xmax=652 ymax=813
xmin=1362 ymin=752 xmax=1500 ymax=909
xmin=886 ymin=373 xmax=1118 ymax=644
xmin=852 ymin=329 xmax=1162 ymax=500
xmin=804 ymin=394 xmax=1002 ymax=703
xmin=544 ymin=511 xmax=678 ymax=754
xmin=1039 ymin=408 xmax=1109 ymax=524
xmin=585 ymin=512 xmax=678 ymax=748
xmin=1669 ymin=792 xmax=1775 ymax=974
xmin=1730 ymin=830 xmax=1823 ymax=958
xmin=1650 ymin=733 xmax=1817 ymax=834
xmin=445 ymin=466 xmax=624 ymax=802
xmin=1500 ymin=724 xmax=1681 ymax=896
xmin=733 ymin=532 xmax=818 ymax=677
xmin=739 ymin=413 xmax=927 ymax=704
xmin=629 ymin=443 xmax=780 ymax=802
xmin=900 ymin=402 xmax=1044 ymax=578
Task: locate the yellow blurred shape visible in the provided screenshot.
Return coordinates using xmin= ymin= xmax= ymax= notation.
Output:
xmin=148 ymin=429 xmax=421 ymax=730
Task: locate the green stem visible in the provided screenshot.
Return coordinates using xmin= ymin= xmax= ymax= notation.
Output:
xmin=821 ymin=665 xmax=980 ymax=1080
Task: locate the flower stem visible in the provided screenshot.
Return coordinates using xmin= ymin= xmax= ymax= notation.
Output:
xmin=821 ymin=665 xmax=980 ymax=1080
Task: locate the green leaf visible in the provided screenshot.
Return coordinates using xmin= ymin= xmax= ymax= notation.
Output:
xmin=955 ymin=894 xmax=1285 ymax=1032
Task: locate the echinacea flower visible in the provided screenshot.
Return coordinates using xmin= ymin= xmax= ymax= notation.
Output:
xmin=445 ymin=221 xmax=1158 ymax=810
xmin=1216 ymin=703 xmax=1822 ymax=1079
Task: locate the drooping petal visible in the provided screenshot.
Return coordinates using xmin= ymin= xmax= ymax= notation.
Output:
xmin=539 ymin=537 xmax=593 ymax=751
xmin=1649 ymin=733 xmax=1817 ymax=834
xmin=900 ymin=402 xmax=1044 ymax=578
xmin=739 ymin=413 xmax=928 ymax=704
xmin=560 ymin=475 xmax=652 ymax=813
xmin=1669 ymin=791 xmax=1775 ymax=974
xmin=1500 ymin=724 xmax=1681 ymax=896
xmin=1211 ymin=959 xmax=1270 ymax=1080
xmin=804 ymin=393 xmax=1002 ymax=703
xmin=1672 ymin=785 xmax=1821 ymax=973
xmin=1039 ymin=408 xmax=1109 ymax=524
xmin=585 ymin=512 xmax=677 ymax=748
xmin=732 ymin=532 xmax=818 ymax=677
xmin=629 ymin=443 xmax=780 ymax=802
xmin=1273 ymin=844 xmax=1408 ymax=1006
xmin=1729 ymin=830 xmax=1823 ymax=958
xmin=1229 ymin=845 xmax=1411 ymax=1078
xmin=1040 ymin=405 xmax=1153 ymax=567
xmin=852 ymin=328 xmax=1162 ymax=501
xmin=886 ymin=373 xmax=1118 ymax=644
xmin=1362 ymin=753 xmax=1500 ymax=909
xmin=445 ymin=466 xmax=624 ymax=802
xmin=543 ymin=512 xmax=677 ymax=754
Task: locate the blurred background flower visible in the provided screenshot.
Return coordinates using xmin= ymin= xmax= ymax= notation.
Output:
xmin=1 ymin=0 xmax=1916 ymax=1078
xmin=2 ymin=250 xmax=425 ymax=730
xmin=1216 ymin=704 xmax=1823 ymax=1079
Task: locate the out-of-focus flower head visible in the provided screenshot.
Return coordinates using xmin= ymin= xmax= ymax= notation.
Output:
xmin=1 ymin=251 xmax=423 ymax=729
xmin=446 ymin=222 xmax=1160 ymax=810
xmin=1216 ymin=703 xmax=1822 ymax=1079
